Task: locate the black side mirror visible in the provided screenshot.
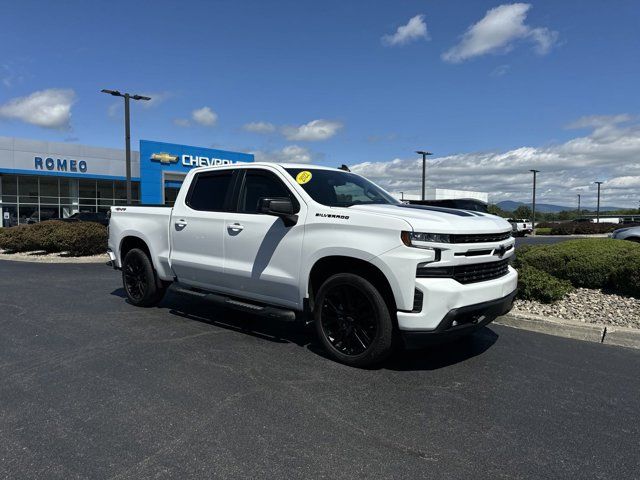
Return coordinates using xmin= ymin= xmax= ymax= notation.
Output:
xmin=259 ymin=197 xmax=298 ymax=227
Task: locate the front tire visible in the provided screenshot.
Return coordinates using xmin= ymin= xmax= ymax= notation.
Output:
xmin=122 ymin=248 xmax=166 ymax=307
xmin=314 ymin=273 xmax=394 ymax=368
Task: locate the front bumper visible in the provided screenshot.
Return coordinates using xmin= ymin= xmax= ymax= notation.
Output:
xmin=397 ymin=266 xmax=518 ymax=331
xmin=401 ymin=289 xmax=517 ymax=349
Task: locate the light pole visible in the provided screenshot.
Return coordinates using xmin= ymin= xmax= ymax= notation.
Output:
xmin=101 ymin=89 xmax=151 ymax=205
xmin=416 ymin=150 xmax=432 ymax=201
xmin=530 ymin=169 xmax=539 ymax=234
xmin=594 ymin=181 xmax=603 ymax=223
xmin=577 ymin=194 xmax=581 ymax=215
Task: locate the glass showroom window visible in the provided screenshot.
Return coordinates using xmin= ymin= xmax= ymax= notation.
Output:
xmin=0 ymin=174 xmax=18 ymax=227
xmin=79 ymin=179 xmax=97 ymax=212
xmin=39 ymin=177 xmax=60 ymax=220
xmin=18 ymin=176 xmax=39 ymax=224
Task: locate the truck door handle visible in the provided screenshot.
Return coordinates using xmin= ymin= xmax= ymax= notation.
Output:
xmin=175 ymin=220 xmax=187 ymax=231
xmin=228 ymin=222 xmax=244 ymax=232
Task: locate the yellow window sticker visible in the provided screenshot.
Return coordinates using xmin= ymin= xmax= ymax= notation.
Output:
xmin=296 ymin=171 xmax=312 ymax=185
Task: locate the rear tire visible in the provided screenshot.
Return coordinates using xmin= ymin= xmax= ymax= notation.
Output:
xmin=314 ymin=273 xmax=394 ymax=368
xmin=122 ymin=248 xmax=166 ymax=307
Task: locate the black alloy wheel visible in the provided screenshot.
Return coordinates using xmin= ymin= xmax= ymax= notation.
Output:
xmin=123 ymin=253 xmax=146 ymax=301
xmin=122 ymin=248 xmax=166 ymax=307
xmin=315 ymin=273 xmax=394 ymax=367
xmin=321 ymin=284 xmax=377 ymax=356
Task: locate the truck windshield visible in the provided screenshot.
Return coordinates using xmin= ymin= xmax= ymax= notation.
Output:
xmin=285 ymin=168 xmax=399 ymax=207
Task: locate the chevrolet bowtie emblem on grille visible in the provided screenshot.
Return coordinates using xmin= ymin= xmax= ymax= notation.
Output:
xmin=494 ymin=245 xmax=508 ymax=258
xmin=151 ymin=152 xmax=179 ymax=164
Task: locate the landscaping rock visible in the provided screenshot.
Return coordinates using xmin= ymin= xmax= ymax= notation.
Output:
xmin=513 ymin=288 xmax=640 ymax=329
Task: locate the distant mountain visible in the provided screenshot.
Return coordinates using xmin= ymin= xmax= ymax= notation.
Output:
xmin=496 ymin=200 xmax=624 ymax=213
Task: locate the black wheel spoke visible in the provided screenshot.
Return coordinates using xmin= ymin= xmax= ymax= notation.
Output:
xmin=320 ymin=284 xmax=377 ymax=357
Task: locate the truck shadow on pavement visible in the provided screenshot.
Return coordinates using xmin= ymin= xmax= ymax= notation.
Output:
xmin=111 ymin=287 xmax=499 ymax=371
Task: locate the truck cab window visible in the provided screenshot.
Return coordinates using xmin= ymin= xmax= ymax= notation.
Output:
xmin=187 ymin=171 xmax=234 ymax=211
xmin=239 ymin=170 xmax=295 ymax=214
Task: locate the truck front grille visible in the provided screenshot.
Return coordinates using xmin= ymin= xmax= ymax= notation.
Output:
xmin=450 ymin=231 xmax=512 ymax=243
xmin=417 ymin=259 xmax=510 ymax=284
xmin=453 ymin=259 xmax=510 ymax=284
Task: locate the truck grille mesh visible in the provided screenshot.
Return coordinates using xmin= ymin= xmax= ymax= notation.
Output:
xmin=450 ymin=231 xmax=512 ymax=243
xmin=453 ymin=259 xmax=510 ymax=284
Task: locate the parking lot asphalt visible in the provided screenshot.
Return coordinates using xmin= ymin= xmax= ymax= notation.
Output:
xmin=1 ymin=260 xmax=639 ymax=479
xmin=514 ymin=235 xmax=576 ymax=247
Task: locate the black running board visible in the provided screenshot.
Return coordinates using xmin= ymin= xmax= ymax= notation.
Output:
xmin=172 ymin=285 xmax=297 ymax=322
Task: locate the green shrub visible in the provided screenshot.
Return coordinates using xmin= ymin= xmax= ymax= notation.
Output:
xmin=535 ymin=227 xmax=552 ymax=235
xmin=516 ymin=238 xmax=640 ymax=297
xmin=517 ymin=265 xmax=574 ymax=303
xmin=547 ymin=222 xmax=636 ymax=235
xmin=609 ymin=253 xmax=640 ymax=298
xmin=0 ymin=220 xmax=107 ymax=256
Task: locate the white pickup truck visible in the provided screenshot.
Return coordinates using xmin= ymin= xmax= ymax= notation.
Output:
xmin=107 ymin=163 xmax=517 ymax=367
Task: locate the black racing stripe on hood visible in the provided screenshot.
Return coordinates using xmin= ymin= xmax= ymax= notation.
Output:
xmin=398 ymin=204 xmax=476 ymax=217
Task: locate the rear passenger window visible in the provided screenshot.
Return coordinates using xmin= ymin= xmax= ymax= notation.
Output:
xmin=187 ymin=171 xmax=234 ymax=211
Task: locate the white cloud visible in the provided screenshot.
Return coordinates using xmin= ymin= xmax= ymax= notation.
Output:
xmin=282 ymin=119 xmax=342 ymax=141
xmin=0 ymin=88 xmax=75 ymax=129
xmin=173 ymin=118 xmax=190 ymax=127
xmin=243 ymin=121 xmax=276 ymax=133
xmin=254 ymin=145 xmax=314 ymax=164
xmin=191 ymin=106 xmax=218 ymax=126
xmin=350 ymin=114 xmax=640 ymax=208
xmin=442 ymin=3 xmax=558 ymax=63
xmin=490 ymin=64 xmax=510 ymax=77
xmin=382 ymin=14 xmax=429 ymax=46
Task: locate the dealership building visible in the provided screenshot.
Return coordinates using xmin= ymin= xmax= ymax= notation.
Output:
xmin=0 ymin=137 xmax=254 ymax=226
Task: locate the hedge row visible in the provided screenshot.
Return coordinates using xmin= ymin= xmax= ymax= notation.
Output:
xmin=515 ymin=239 xmax=640 ymax=299
xmin=0 ymin=220 xmax=107 ymax=256
xmin=535 ymin=221 xmax=640 ymax=235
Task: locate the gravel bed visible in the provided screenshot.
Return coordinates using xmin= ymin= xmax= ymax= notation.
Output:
xmin=0 ymin=249 xmax=108 ymax=263
xmin=513 ymin=288 xmax=640 ymax=329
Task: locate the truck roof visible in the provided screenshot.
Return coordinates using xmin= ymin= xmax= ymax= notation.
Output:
xmin=189 ymin=162 xmax=344 ymax=174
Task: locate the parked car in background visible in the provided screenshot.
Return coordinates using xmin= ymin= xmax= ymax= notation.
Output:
xmin=61 ymin=212 xmax=109 ymax=226
xmin=507 ymin=218 xmax=533 ymax=237
xmin=610 ymin=226 xmax=640 ymax=242
xmin=26 ymin=208 xmax=60 ymax=224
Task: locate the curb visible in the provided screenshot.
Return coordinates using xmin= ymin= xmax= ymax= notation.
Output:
xmin=495 ymin=312 xmax=640 ymax=350
xmin=0 ymin=253 xmax=109 ymax=264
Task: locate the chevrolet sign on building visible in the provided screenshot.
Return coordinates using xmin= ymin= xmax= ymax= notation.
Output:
xmin=0 ymin=136 xmax=253 ymax=227
xmin=139 ymin=140 xmax=254 ymax=204
xmin=150 ymin=152 xmax=179 ymax=164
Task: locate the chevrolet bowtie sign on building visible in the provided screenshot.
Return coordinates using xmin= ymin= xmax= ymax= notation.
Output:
xmin=140 ymin=140 xmax=254 ymax=204
xmin=150 ymin=152 xmax=179 ymax=164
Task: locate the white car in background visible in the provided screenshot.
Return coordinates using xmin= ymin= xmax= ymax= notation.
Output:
xmin=507 ymin=218 xmax=533 ymax=237
xmin=610 ymin=226 xmax=640 ymax=242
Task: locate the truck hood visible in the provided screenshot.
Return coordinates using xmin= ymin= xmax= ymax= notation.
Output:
xmin=347 ymin=204 xmax=512 ymax=234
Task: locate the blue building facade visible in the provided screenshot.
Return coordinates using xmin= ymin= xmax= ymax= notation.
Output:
xmin=139 ymin=140 xmax=254 ymax=204
xmin=0 ymin=136 xmax=253 ymax=226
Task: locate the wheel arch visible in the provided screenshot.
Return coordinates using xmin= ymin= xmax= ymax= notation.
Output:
xmin=119 ymin=235 xmax=152 ymax=264
xmin=307 ymin=255 xmax=397 ymax=317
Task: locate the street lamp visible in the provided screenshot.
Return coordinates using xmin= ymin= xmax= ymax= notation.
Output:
xmin=594 ymin=181 xmax=604 ymax=223
xmin=577 ymin=194 xmax=581 ymax=215
xmin=101 ymin=89 xmax=151 ymax=205
xmin=416 ymin=150 xmax=432 ymax=201
xmin=530 ymin=169 xmax=540 ymax=234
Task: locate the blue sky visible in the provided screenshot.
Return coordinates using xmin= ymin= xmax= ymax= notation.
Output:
xmin=1 ymin=0 xmax=639 ymax=206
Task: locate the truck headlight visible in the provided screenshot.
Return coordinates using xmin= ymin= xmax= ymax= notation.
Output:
xmin=401 ymin=231 xmax=450 ymax=247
